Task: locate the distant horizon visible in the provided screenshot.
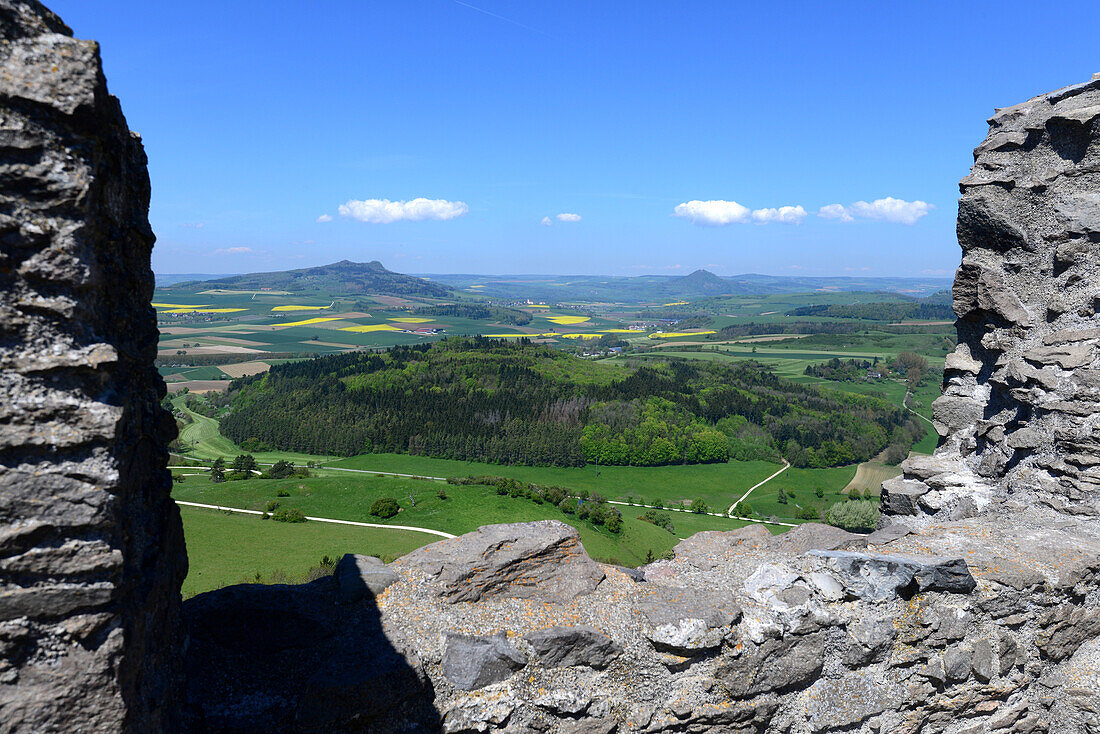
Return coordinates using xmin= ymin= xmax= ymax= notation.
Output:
xmin=153 ymin=261 xmax=956 ymax=282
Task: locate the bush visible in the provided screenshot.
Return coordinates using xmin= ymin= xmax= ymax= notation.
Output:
xmin=276 ymin=489 xmax=290 ymax=497
xmin=814 ymin=487 xmax=824 ymax=498
xmin=824 ymin=500 xmax=879 ymax=532
xmin=271 ymin=508 xmax=307 ymax=523
xmin=796 ymin=505 xmax=819 ymax=520
xmin=605 ymin=513 xmax=623 ymax=533
xmin=436 ymin=487 xmax=447 ymax=500
xmin=266 ymin=460 xmax=295 ymax=479
xmin=265 ymin=500 xmax=280 ymax=512
xmin=558 ymin=498 xmax=577 ymax=515
xmin=369 ymin=497 xmax=400 ymax=519
xmin=689 ymin=498 xmax=710 ymax=514
xmin=641 ymin=510 xmax=675 ymax=533
xmin=776 ymin=489 xmax=788 ymax=505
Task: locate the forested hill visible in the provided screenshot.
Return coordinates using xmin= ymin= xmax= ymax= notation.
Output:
xmin=222 ymin=338 xmax=922 ymax=469
xmin=787 ymin=301 xmax=956 ymax=321
xmin=165 ymin=259 xmax=453 ymax=298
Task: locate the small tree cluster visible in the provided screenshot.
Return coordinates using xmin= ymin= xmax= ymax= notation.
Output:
xmin=639 ymin=510 xmax=675 ymax=534
xmin=447 ymin=475 xmax=623 ymax=533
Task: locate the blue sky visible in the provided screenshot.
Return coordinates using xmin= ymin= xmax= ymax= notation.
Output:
xmin=51 ymin=1 xmax=1100 ymax=277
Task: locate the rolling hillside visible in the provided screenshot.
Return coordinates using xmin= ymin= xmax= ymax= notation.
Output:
xmin=165 ymin=260 xmax=454 ymax=298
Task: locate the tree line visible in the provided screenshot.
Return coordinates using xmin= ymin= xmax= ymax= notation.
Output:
xmin=221 ymin=337 xmax=918 ymax=469
xmin=787 ymin=302 xmax=955 ymax=321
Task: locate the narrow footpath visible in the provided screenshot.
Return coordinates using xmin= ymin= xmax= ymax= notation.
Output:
xmin=175 ymin=500 xmax=457 ymax=539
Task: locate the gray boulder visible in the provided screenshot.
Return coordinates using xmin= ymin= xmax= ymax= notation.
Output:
xmin=400 ymin=521 xmax=605 ymax=603
xmin=635 ymin=585 xmax=741 ymax=654
xmin=716 ymin=631 xmax=827 ymax=699
xmin=809 ymin=550 xmax=976 ymax=600
xmin=334 ymin=554 xmax=399 ymax=603
xmin=880 ymin=477 xmax=931 ymax=516
xmin=1036 ymin=604 xmax=1100 ymax=661
xmin=442 ymin=632 xmax=527 ymax=690
xmin=524 ymin=625 xmax=622 ymax=669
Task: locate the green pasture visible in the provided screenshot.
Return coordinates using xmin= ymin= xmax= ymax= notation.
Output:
xmin=172 ymin=472 xmax=754 ymax=571
xmin=179 ymin=504 xmax=428 ymax=597
xmin=326 ymin=453 xmax=792 ymax=510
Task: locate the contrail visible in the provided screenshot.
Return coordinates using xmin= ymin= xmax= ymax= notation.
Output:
xmin=452 ymin=0 xmax=542 ymax=34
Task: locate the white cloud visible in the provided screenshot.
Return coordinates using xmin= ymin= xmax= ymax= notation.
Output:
xmin=818 ymin=197 xmax=932 ymax=225
xmin=540 ymin=216 xmax=554 ymax=226
xmin=817 ymin=203 xmax=853 ymax=222
xmin=556 ymin=212 xmax=582 ymax=223
xmin=850 ymin=197 xmax=932 ymax=224
xmin=337 ymin=197 xmax=469 ymax=224
xmin=316 ymin=214 xmax=333 ymax=223
xmin=214 ymin=246 xmax=253 ymax=255
xmin=672 ymin=199 xmax=751 ymax=226
xmin=751 ymin=205 xmax=807 ymax=224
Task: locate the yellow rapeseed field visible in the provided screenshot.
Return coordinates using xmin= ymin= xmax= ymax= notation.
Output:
xmin=662 ymin=301 xmax=689 ymax=306
xmin=271 ymin=305 xmax=331 ymax=312
xmin=648 ymin=331 xmax=717 ymax=338
xmin=544 ymin=315 xmax=590 ymax=325
xmin=278 ymin=317 xmax=343 ymax=327
xmin=159 ymin=307 xmax=247 ymax=314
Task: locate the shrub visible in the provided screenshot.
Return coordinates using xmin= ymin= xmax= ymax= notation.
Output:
xmin=265 ymin=500 xmax=280 ymax=512
xmin=558 ymin=498 xmax=577 ymax=515
xmin=814 ymin=487 xmax=824 ymax=498
xmin=369 ymin=497 xmax=401 ymax=519
xmin=689 ymin=498 xmax=710 ymax=514
xmin=641 ymin=510 xmax=675 ymax=534
xmin=266 ymin=460 xmax=295 ymax=479
xmin=436 ymin=487 xmax=447 ymax=500
xmin=797 ymin=505 xmax=819 ymax=520
xmin=824 ymin=500 xmax=879 ymax=532
xmin=276 ymin=489 xmax=290 ymax=497
xmin=271 ymin=508 xmax=307 ymax=523
xmin=605 ymin=513 xmax=623 ymax=533
xmin=776 ymin=489 xmax=788 ymax=505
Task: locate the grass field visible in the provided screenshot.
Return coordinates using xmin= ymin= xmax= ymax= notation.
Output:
xmin=326 ymin=453 xmax=791 ymax=510
xmin=179 ymin=504 xmax=428 ymax=597
xmin=172 ymin=472 xmax=754 ymax=573
xmin=740 ymin=465 xmax=860 ymax=521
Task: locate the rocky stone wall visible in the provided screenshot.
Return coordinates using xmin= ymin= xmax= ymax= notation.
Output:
xmin=0 ymin=2 xmax=185 ymax=730
xmin=4 ymin=2 xmax=1100 ymax=731
xmin=884 ymin=73 xmax=1100 ymax=524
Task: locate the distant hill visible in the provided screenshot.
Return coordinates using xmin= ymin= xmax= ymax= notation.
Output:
xmin=675 ymin=269 xmax=737 ymax=296
xmin=155 ymin=273 xmax=240 ymax=287
xmin=163 ymin=260 xmax=453 ymax=298
xmin=423 ymin=272 xmax=952 ymax=303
